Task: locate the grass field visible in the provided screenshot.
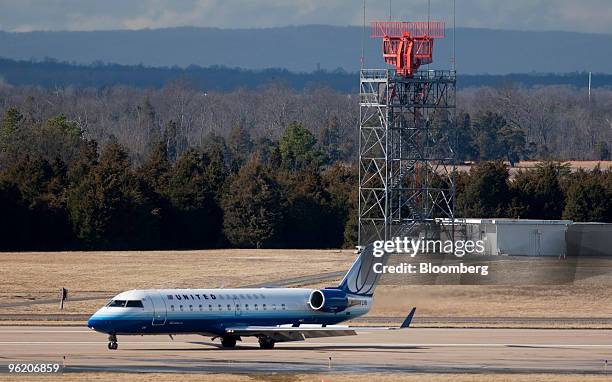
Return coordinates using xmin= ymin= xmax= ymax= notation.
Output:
xmin=0 ymin=250 xmax=353 ymax=316
xmin=1 ymin=250 xmax=612 ymax=327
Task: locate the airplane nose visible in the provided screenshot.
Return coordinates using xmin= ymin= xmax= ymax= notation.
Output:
xmin=87 ymin=314 xmax=105 ymax=331
xmin=87 ymin=315 xmax=97 ymax=329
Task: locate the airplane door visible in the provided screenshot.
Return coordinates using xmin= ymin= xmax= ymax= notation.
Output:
xmin=150 ymin=292 xmax=167 ymax=326
xmin=233 ymin=298 xmax=242 ymax=316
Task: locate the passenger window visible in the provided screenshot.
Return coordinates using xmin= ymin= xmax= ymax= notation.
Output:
xmin=263 ymin=304 xmax=267 ymax=310
xmin=180 ymin=305 xmax=184 ymax=311
xmin=236 ymin=304 xmax=240 ymax=310
xmin=125 ymin=300 xmax=143 ymax=308
xmin=254 ymin=304 xmax=258 ymax=310
xmin=189 ymin=305 xmax=193 ymax=311
xmin=282 ymin=303 xmax=286 ymax=310
xmin=227 ymin=304 xmax=231 ymax=311
xmin=245 ymin=304 xmax=249 ymax=310
xmin=272 ymin=304 xmax=276 ymax=310
xmin=209 ymin=304 xmax=212 ymax=311
xmin=199 ymin=305 xmax=202 ymax=311
xmin=218 ymin=304 xmax=222 ymax=311
xmin=170 ymin=305 xmax=175 ymax=311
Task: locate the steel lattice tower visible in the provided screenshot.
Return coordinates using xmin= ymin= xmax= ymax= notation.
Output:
xmin=358 ymin=21 xmax=457 ymax=246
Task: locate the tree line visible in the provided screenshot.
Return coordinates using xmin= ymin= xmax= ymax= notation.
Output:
xmin=0 ymin=109 xmax=355 ymax=250
xmin=3 ymin=58 xmax=612 ymax=92
xmin=0 ymin=107 xmax=610 ymax=251
xmin=0 ymin=82 xmax=610 ymax=165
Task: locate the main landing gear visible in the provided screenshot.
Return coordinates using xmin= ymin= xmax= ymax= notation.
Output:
xmin=107 ymin=334 xmax=118 ymax=350
xmin=258 ymin=336 xmax=275 ymax=349
xmin=220 ymin=336 xmax=237 ymax=348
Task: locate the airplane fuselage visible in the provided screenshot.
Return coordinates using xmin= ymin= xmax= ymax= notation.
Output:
xmin=87 ymin=288 xmax=372 ymax=336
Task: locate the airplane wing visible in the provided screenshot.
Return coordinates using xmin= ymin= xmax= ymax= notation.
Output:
xmin=225 ymin=307 xmax=416 ymax=343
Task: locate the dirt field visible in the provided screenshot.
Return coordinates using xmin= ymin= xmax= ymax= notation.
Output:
xmin=1 ymin=250 xmax=612 ymax=327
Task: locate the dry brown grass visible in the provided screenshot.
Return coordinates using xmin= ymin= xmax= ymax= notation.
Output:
xmin=370 ymin=283 xmax=612 ymax=318
xmin=455 ymin=160 xmax=612 ymax=179
xmin=1 ymin=250 xmax=612 ymax=328
xmin=0 ymin=373 xmax=609 ymax=382
xmin=0 ymin=249 xmax=354 ymax=315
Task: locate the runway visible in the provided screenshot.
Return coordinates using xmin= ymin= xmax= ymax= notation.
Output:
xmin=1 ymin=326 xmax=611 ymax=374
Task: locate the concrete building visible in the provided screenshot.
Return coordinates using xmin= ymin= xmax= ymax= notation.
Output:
xmin=457 ymin=219 xmax=573 ymax=257
xmin=566 ymin=223 xmax=612 ymax=256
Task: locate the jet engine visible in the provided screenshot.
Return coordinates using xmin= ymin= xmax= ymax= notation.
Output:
xmin=308 ymin=288 xmax=348 ymax=313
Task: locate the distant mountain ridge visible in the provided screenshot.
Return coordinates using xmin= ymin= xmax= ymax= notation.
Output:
xmin=1 ymin=25 xmax=611 ymax=74
xmin=1 ymin=57 xmax=610 ymax=92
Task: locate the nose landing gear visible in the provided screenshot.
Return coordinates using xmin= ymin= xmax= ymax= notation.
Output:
xmin=108 ymin=334 xmax=118 ymax=350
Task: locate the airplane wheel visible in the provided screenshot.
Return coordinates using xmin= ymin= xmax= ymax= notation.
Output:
xmin=108 ymin=341 xmax=118 ymax=350
xmin=258 ymin=337 xmax=275 ymax=349
xmin=221 ymin=336 xmax=237 ymax=348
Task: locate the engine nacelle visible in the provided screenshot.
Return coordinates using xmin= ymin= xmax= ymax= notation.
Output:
xmin=308 ymin=288 xmax=348 ymax=313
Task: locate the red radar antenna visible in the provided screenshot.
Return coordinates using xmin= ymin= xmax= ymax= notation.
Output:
xmin=371 ymin=21 xmax=445 ymax=77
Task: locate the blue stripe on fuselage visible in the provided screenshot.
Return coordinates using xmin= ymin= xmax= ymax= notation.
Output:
xmin=87 ymin=313 xmax=353 ymax=335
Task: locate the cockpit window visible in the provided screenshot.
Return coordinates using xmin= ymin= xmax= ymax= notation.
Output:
xmin=107 ymin=300 xmax=127 ymax=307
xmin=125 ymin=300 xmax=144 ymax=308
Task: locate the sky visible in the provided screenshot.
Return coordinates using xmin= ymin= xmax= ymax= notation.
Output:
xmin=0 ymin=0 xmax=611 ymax=34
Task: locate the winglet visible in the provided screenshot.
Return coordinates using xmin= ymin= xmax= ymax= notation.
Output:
xmin=400 ymin=307 xmax=416 ymax=329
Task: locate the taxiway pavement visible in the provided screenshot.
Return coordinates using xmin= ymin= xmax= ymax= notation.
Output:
xmin=0 ymin=326 xmax=611 ymax=374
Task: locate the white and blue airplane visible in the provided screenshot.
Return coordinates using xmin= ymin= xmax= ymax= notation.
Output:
xmin=87 ymin=247 xmax=415 ymax=350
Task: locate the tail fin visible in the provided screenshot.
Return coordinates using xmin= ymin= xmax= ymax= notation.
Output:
xmin=337 ymin=243 xmax=386 ymax=296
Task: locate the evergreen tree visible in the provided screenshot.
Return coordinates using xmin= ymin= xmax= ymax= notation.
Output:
xmin=456 ymin=161 xmax=511 ymax=218
xmin=472 ymin=112 xmax=526 ymax=164
xmin=165 ymin=148 xmax=223 ymax=248
xmin=222 ymin=156 xmax=281 ymax=248
xmin=0 ymin=180 xmax=29 ymax=250
xmin=278 ymin=167 xmax=334 ymax=248
xmin=563 ymin=168 xmax=612 ymax=222
xmin=278 ymin=122 xmax=322 ymax=170
xmin=498 ymin=125 xmax=526 ymax=166
xmin=45 ymin=115 xmax=81 ymax=138
xmin=67 ymin=141 xmax=159 ymax=248
xmin=509 ymin=162 xmax=569 ymax=219
xmin=322 ymin=163 xmax=358 ymax=248
xmin=139 ymin=142 xmax=171 ymax=195
xmin=455 ymin=112 xmax=478 ymax=161
xmin=227 ymin=124 xmax=253 ymax=172
xmin=1 ymin=154 xmax=73 ymax=249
